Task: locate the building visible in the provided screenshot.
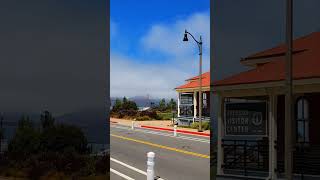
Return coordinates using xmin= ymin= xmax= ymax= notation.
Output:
xmin=175 ymin=72 xmax=210 ymax=125
xmin=214 ymin=32 xmax=320 ymax=179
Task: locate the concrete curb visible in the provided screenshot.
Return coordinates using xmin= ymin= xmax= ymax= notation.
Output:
xmin=140 ymin=125 xmax=210 ymax=137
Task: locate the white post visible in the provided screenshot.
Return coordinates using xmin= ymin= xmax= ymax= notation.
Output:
xmin=193 ymin=91 xmax=197 ymax=121
xmin=177 ymin=93 xmax=180 ymax=117
xmin=174 ymin=125 xmax=177 ymax=137
xmin=131 ymin=121 xmax=135 ymax=130
xmin=147 ymin=152 xmax=155 ymax=180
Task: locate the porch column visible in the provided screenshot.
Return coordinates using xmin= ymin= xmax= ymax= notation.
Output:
xmin=217 ymin=94 xmax=224 ymax=176
xmin=193 ymin=91 xmax=197 ymax=119
xmin=268 ymin=93 xmax=277 ymax=179
xmin=177 ymin=92 xmax=180 ymax=117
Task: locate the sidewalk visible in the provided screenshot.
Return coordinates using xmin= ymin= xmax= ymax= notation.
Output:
xmin=110 ymin=117 xmax=210 ymax=134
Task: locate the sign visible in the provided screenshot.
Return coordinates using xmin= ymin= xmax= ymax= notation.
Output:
xmin=225 ymin=102 xmax=267 ymax=136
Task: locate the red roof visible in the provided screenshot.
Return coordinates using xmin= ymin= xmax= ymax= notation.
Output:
xmin=214 ymin=32 xmax=320 ymax=87
xmin=176 ymin=72 xmax=210 ymax=89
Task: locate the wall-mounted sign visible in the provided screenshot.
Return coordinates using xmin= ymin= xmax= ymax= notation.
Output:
xmin=225 ymin=102 xmax=267 ymax=136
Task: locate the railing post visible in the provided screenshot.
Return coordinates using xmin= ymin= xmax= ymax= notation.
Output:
xmin=174 ymin=125 xmax=177 ymax=137
xmin=131 ymin=121 xmax=135 ymax=130
xmin=147 ymin=152 xmax=155 ymax=180
xmin=244 ymin=140 xmax=247 ymax=176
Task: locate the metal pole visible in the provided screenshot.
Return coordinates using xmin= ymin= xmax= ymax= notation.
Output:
xmin=199 ymin=36 xmax=203 ymax=132
xmin=285 ymin=0 xmax=293 ymax=179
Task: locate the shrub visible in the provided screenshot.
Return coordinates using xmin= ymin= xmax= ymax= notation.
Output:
xmin=138 ymin=110 xmax=159 ymax=120
xmin=136 ymin=116 xmax=150 ymax=121
xmin=95 ymin=155 xmax=109 ymax=174
xmin=190 ymin=122 xmax=210 ymax=130
xmin=157 ymin=112 xmax=173 ymax=120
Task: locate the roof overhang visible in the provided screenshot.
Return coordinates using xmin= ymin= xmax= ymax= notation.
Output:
xmin=214 ymin=78 xmax=320 ymax=97
xmin=175 ymin=86 xmax=210 ymax=93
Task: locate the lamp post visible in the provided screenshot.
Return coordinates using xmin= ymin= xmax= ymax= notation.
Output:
xmin=183 ymin=29 xmax=203 ymax=132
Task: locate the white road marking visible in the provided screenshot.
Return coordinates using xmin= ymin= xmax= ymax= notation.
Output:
xmin=111 ymin=157 xmax=147 ymax=175
xmin=111 ymin=125 xmax=210 ymax=143
xmin=111 ymin=157 xmax=165 ymax=180
xmin=110 ymin=168 xmax=135 ymax=180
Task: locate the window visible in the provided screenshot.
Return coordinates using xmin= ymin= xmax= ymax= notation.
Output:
xmin=180 ymin=94 xmax=193 ymax=105
xmin=296 ymin=97 xmax=309 ymax=143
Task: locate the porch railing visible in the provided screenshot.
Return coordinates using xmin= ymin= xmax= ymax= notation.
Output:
xmin=276 ymin=141 xmax=320 ymax=177
xmin=176 ymin=116 xmax=210 ymax=126
xmin=222 ymin=139 xmax=269 ymax=176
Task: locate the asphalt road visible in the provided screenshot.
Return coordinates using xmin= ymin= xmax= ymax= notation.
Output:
xmin=110 ymin=124 xmax=210 ymax=180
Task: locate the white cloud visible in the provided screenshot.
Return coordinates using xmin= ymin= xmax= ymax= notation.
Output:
xmin=111 ymin=12 xmax=210 ymax=99
xmin=141 ymin=12 xmax=210 ymax=58
xmin=110 ymin=53 xmax=190 ymax=98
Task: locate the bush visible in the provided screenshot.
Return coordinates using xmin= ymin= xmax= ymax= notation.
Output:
xmin=40 ymin=124 xmax=88 ymax=154
xmin=138 ymin=110 xmax=159 ymax=120
xmin=136 ymin=116 xmax=150 ymax=121
xmin=157 ymin=112 xmax=174 ymax=120
xmin=190 ymin=122 xmax=210 ymax=130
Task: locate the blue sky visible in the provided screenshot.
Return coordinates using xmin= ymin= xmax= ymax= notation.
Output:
xmin=110 ymin=0 xmax=210 ymax=98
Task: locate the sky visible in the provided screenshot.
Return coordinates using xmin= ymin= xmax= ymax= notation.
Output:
xmin=110 ymin=0 xmax=210 ymax=99
xmin=212 ymin=0 xmax=320 ymax=81
xmin=0 ymin=0 xmax=107 ymax=115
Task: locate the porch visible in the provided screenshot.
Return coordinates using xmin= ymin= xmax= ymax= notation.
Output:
xmin=216 ymin=85 xmax=320 ymax=179
xmin=176 ymin=91 xmax=210 ymax=126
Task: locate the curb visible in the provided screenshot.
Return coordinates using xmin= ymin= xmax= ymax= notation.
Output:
xmin=140 ymin=125 xmax=210 ymax=137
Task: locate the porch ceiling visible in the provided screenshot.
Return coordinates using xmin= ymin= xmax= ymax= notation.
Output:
xmin=214 ymin=78 xmax=320 ymax=98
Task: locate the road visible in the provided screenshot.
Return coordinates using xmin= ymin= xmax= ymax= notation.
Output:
xmin=110 ymin=124 xmax=210 ymax=180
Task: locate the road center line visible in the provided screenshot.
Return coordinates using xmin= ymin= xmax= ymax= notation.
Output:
xmin=110 ymin=168 xmax=135 ymax=180
xmin=111 ymin=133 xmax=210 ymax=159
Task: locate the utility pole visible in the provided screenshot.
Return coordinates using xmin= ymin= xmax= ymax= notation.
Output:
xmin=285 ymin=0 xmax=293 ymax=179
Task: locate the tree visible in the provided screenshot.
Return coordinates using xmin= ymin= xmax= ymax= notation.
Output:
xmin=167 ymin=98 xmax=177 ymax=110
xmin=123 ymin=97 xmax=128 ymax=104
xmin=40 ymin=124 xmax=88 ymax=154
xmin=8 ymin=116 xmax=41 ymax=160
xmin=113 ymin=98 xmax=122 ymax=111
xmin=159 ymin=98 xmax=166 ymax=111
xmin=40 ymin=110 xmax=55 ymax=130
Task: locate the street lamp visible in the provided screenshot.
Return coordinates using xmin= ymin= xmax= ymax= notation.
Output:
xmin=183 ymin=29 xmax=203 ymax=132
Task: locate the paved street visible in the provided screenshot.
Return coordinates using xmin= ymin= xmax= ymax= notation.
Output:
xmin=110 ymin=124 xmax=210 ymax=180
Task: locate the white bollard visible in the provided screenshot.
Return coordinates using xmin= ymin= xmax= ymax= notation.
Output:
xmin=174 ymin=125 xmax=177 ymax=137
xmin=147 ymin=152 xmax=155 ymax=180
xmin=131 ymin=121 xmax=135 ymax=130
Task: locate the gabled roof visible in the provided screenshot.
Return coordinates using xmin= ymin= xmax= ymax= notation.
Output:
xmin=176 ymin=72 xmax=210 ymax=90
xmin=214 ymin=32 xmax=320 ymax=87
